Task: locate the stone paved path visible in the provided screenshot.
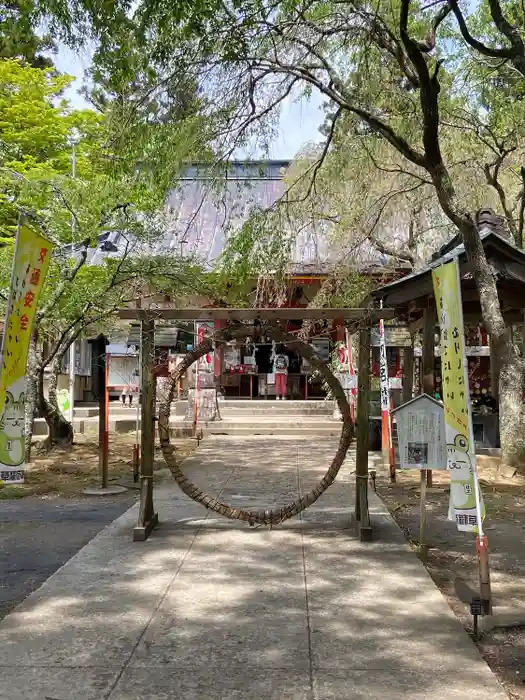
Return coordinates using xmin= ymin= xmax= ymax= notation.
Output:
xmin=0 ymin=436 xmax=509 ymax=699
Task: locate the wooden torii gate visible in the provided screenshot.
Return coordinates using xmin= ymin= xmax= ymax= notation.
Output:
xmin=117 ymin=307 xmax=395 ymax=541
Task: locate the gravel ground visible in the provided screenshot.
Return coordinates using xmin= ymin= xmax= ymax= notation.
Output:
xmin=0 ymin=494 xmax=136 ymax=620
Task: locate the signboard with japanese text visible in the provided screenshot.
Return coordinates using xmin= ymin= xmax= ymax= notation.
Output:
xmin=393 ymin=395 xmax=447 ymax=470
xmin=371 ymin=377 xmax=403 ymax=390
xmin=0 ymin=225 xmax=52 ymax=483
xmin=432 ymin=260 xmax=486 ymax=533
xmin=371 ymin=325 xmax=411 ymax=347
xmin=378 ymin=318 xmax=394 ymax=466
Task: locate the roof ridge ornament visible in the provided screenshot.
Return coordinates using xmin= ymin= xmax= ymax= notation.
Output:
xmin=475 ymin=208 xmax=510 ymax=241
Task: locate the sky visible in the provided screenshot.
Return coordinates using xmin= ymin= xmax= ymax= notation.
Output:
xmin=53 ymin=44 xmax=325 ymax=161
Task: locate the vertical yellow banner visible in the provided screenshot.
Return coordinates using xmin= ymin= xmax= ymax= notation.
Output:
xmin=0 ymin=224 xmax=53 ymax=483
xmin=432 ymin=259 xmax=485 ymax=533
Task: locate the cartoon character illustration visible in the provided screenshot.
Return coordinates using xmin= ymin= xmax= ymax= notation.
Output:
xmin=447 ymin=433 xmax=474 ymax=508
xmin=0 ymin=390 xmax=25 ymax=467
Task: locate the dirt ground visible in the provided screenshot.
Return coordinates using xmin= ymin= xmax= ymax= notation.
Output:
xmin=0 ymin=432 xmax=196 ymax=499
xmin=376 ymin=461 xmax=525 ymax=700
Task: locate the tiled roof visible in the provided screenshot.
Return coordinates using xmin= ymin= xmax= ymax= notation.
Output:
xmin=370 ymin=221 xmax=525 ymax=303
xmin=152 ymin=160 xmax=395 ymax=269
xmin=66 ymin=160 xmax=405 ymax=271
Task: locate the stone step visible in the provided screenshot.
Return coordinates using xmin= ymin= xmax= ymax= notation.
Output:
xmin=218 ymin=407 xmax=333 ymax=417
xmin=32 ymin=415 xmax=342 ymax=437
xmin=73 ymin=407 xmax=100 ymax=418
xmin=173 ymin=402 xmax=333 ymax=417
xmin=74 ymin=400 xmax=334 ymax=419
xmin=217 ymin=399 xmax=330 ymax=408
xmin=194 ymin=425 xmax=342 ymax=438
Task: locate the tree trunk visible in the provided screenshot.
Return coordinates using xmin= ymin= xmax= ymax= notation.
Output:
xmin=24 ymin=332 xmax=40 ymax=462
xmin=458 ymin=218 xmax=525 ymax=467
xmin=39 ymin=355 xmax=74 ymax=450
xmin=493 ymin=336 xmax=524 ymax=468
xmin=430 ymin=162 xmax=525 ymax=468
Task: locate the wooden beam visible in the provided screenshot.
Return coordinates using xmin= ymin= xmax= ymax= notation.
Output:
xmin=408 ymin=299 xmax=425 ymax=314
xmin=118 ymin=307 xmax=396 ymax=322
xmin=133 ymin=317 xmax=159 ymax=542
xmin=354 ymin=326 xmax=373 ymax=542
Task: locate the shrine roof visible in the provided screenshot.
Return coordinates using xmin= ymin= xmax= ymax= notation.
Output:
xmin=368 ymin=222 xmax=525 ymax=312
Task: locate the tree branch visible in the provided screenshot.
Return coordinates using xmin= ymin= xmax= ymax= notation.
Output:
xmin=398 ymin=0 xmax=470 ymax=231
xmin=281 ymin=107 xmax=343 ymax=207
xmin=487 ymin=0 xmax=525 ymax=61
xmin=447 ymin=0 xmax=525 ymax=75
xmin=417 ymin=4 xmax=452 ymax=52
xmin=483 ymin=150 xmax=519 ymax=243
xmin=359 ymin=13 xmax=420 ymax=87
xmin=368 ymin=230 xmax=415 ymax=265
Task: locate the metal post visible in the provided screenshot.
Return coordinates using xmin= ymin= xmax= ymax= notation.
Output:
xmin=102 ymin=353 xmax=109 ymax=489
xmin=133 ymin=341 xmax=142 ymax=482
xmin=419 ymin=469 xmax=428 ymax=558
xmin=82 ymin=341 xmax=126 ymax=496
xmin=68 ymin=343 xmax=75 ymax=423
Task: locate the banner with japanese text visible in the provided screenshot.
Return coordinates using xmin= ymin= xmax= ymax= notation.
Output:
xmin=432 ymin=259 xmax=485 ymax=533
xmin=378 ymin=320 xmax=389 ymax=414
xmin=0 ymin=225 xmax=52 ymax=483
